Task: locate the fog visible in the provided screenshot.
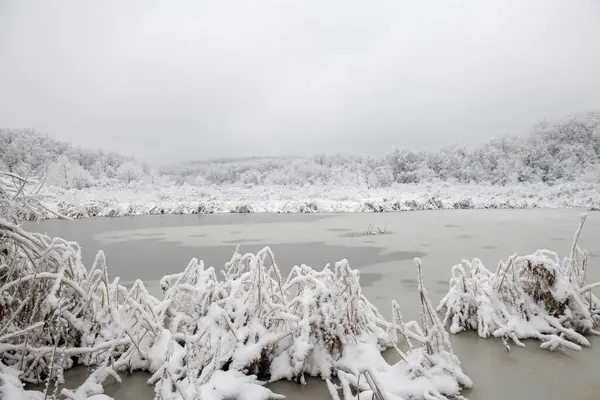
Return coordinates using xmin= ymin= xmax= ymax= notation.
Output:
xmin=1 ymin=0 xmax=600 ymax=163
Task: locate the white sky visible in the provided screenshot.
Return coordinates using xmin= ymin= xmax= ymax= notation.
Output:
xmin=1 ymin=0 xmax=600 ymax=163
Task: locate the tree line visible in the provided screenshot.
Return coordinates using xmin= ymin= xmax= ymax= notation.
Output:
xmin=1 ymin=112 xmax=599 ymax=189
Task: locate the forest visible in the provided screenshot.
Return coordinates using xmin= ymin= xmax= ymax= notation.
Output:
xmin=2 ymin=112 xmax=599 ymax=191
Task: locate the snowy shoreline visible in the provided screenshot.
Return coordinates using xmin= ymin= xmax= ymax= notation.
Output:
xmin=41 ymin=181 xmax=600 ymax=219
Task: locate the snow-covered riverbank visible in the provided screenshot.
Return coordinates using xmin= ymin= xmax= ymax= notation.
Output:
xmin=40 ymin=181 xmax=600 ymax=219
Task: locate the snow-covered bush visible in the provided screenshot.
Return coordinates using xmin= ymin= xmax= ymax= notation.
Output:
xmin=149 ymin=249 xmax=471 ymax=400
xmin=231 ymin=204 xmax=253 ymax=213
xmin=437 ymin=214 xmax=600 ymax=351
xmin=116 ymin=162 xmax=144 ymax=184
xmin=327 ymin=260 xmax=472 ymax=400
xmin=1 ymin=170 xmax=471 ymax=400
xmin=0 ymin=172 xmax=57 ymax=222
xmin=46 ymin=156 xmax=95 ymax=189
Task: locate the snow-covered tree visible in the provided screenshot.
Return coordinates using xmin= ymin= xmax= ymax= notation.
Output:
xmin=46 ymin=156 xmax=94 ymax=189
xmin=117 ymin=161 xmax=144 ymax=184
xmin=2 ymin=111 xmax=600 ymax=190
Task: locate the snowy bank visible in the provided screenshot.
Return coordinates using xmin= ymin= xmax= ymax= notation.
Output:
xmin=39 ymin=181 xmax=600 ymax=219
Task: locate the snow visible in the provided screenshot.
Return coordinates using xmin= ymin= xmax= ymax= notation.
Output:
xmin=330 ymin=343 xmax=471 ymax=400
xmin=437 ymin=214 xmax=600 ymax=351
xmin=0 ymin=366 xmax=45 ymax=400
xmin=4 ymin=112 xmax=600 ymax=194
xmin=3 ymin=167 xmax=600 ymax=400
xmin=196 ymin=370 xmax=285 ymax=400
xmin=148 ymin=329 xmax=185 ymax=372
xmin=39 ymin=180 xmax=600 ymax=219
xmin=1 ymin=225 xmax=471 ymax=400
xmin=4 ymin=110 xmax=600 ymax=220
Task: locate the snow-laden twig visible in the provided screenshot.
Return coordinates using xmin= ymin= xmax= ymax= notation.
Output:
xmin=327 ymin=259 xmax=472 ymax=400
xmin=0 ymin=172 xmax=68 ymax=223
xmin=437 ymin=214 xmax=600 ymax=351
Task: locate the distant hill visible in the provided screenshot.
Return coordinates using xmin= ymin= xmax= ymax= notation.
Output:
xmin=160 ymin=112 xmax=600 ymax=187
xmin=2 ymin=111 xmax=599 ymax=189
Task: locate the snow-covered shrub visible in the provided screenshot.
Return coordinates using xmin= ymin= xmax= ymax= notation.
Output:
xmin=45 ymin=157 xmax=94 ymax=189
xmin=270 ymin=259 xmax=393 ymax=381
xmin=0 ymin=219 xmax=160 ymax=389
xmin=453 ymin=198 xmax=474 ymax=209
xmin=153 ymin=248 xmax=394 ymax=388
xmin=299 ymin=201 xmax=318 ymax=213
xmin=327 ymin=260 xmax=472 ymax=400
xmin=361 ymin=201 xmax=385 ymax=212
xmin=0 ymin=172 xmax=153 ymax=396
xmin=0 ymin=173 xmax=49 ymax=222
xmin=438 ymin=214 xmax=600 ymax=351
xmin=423 ymin=196 xmax=444 ymax=210
xmin=147 ymin=249 xmax=471 ymax=400
xmin=231 ymin=204 xmax=253 ymax=213
xmin=239 ymin=169 xmax=263 ymax=185
xmin=116 ymin=162 xmax=144 ymax=184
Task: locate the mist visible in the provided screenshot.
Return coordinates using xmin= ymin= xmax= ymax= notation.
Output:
xmin=1 ymin=0 xmax=600 ymax=164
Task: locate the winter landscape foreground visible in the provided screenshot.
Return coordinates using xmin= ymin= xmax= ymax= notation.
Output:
xmin=1 ymin=165 xmax=600 ymax=399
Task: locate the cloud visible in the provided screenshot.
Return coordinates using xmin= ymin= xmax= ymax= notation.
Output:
xmin=1 ymin=0 xmax=599 ymax=163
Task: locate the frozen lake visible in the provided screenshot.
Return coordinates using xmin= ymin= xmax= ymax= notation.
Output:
xmin=28 ymin=209 xmax=600 ymax=399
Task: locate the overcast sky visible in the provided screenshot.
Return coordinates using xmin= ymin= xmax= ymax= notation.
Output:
xmin=1 ymin=0 xmax=600 ymax=164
